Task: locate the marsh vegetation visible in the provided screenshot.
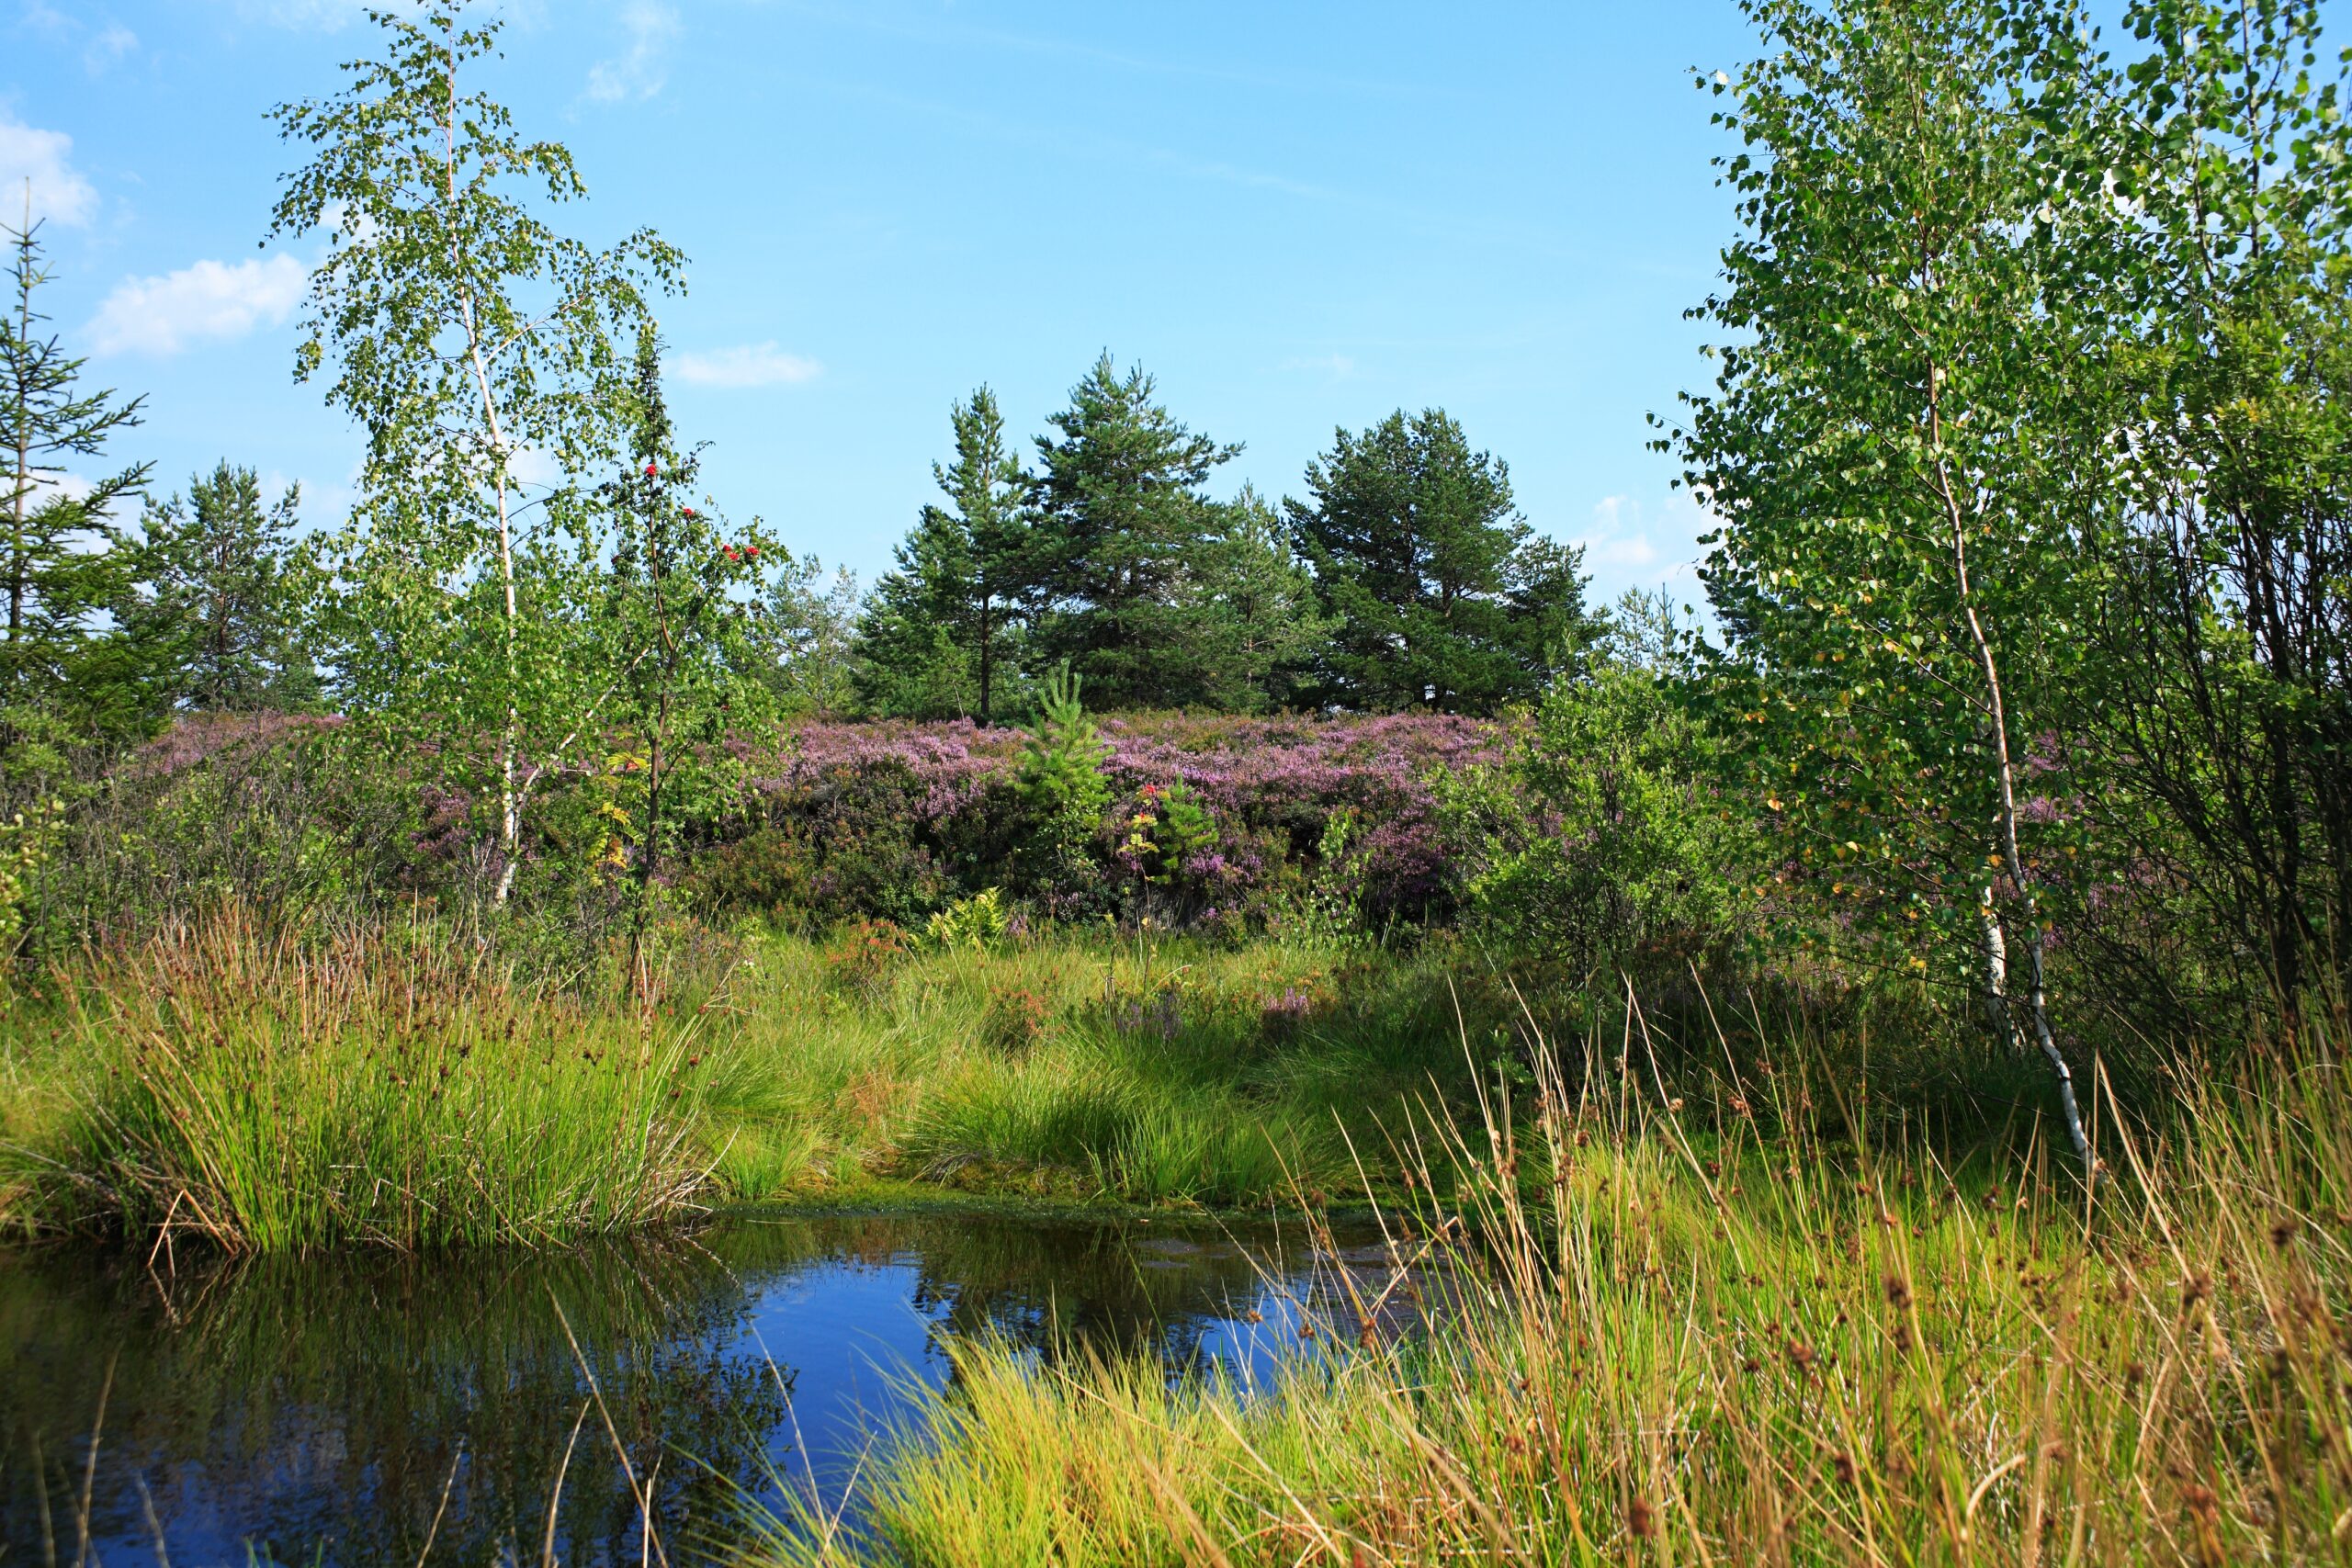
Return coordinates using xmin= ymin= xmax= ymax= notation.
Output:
xmin=3 ymin=0 xmax=2348 ymax=1561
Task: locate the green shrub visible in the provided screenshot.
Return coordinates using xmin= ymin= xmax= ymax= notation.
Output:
xmin=1012 ymin=665 xmax=1112 ymax=906
xmin=1444 ymin=615 xmax=1757 ymax=984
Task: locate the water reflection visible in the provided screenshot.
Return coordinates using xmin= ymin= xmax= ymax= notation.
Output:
xmin=0 ymin=1211 xmax=1380 ymax=1568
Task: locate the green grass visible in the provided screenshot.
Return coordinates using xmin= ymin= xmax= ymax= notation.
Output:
xmin=0 ymin=912 xmax=1492 ymax=1249
xmin=661 ymin=923 xmax=1474 ymax=1213
xmin=736 ymin=1027 xmax=2352 ymax=1567
xmin=4 ymin=913 xmax=717 ymax=1250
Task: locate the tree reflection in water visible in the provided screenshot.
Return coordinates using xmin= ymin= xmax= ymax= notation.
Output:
xmin=1 ymin=1211 xmax=1376 ymax=1567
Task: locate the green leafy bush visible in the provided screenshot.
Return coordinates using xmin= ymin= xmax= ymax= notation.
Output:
xmin=1446 ymin=615 xmax=1756 ymax=981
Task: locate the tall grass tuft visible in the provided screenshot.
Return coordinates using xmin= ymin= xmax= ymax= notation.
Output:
xmin=9 ymin=911 xmax=718 ymax=1251
xmin=743 ymin=1011 xmax=2352 ymax=1565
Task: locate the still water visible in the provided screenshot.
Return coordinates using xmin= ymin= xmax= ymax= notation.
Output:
xmin=0 ymin=1211 xmax=1388 ymax=1567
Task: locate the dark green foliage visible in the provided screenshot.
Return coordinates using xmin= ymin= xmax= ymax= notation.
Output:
xmin=854 ymin=504 xmax=980 ymax=720
xmin=1446 ymin=592 xmax=1756 ymax=984
xmin=1182 ymin=487 xmax=1326 ymax=714
xmin=123 ymin=464 xmax=318 ymax=713
xmin=1013 ymin=666 xmax=1114 ymax=904
xmin=1289 ymin=408 xmax=1587 ymax=715
xmin=0 ymin=210 xmax=154 ymax=781
xmin=1024 ymin=355 xmax=1245 ymax=710
xmin=855 ymin=388 xmax=1030 ymax=722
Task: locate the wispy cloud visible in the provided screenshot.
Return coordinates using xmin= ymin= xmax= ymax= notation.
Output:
xmin=1572 ymin=491 xmax=1713 ymax=591
xmin=669 ymin=342 xmax=821 ymax=389
xmin=585 ymin=2 xmax=680 ymax=104
xmin=87 ymin=254 xmax=308 ymax=355
xmin=17 ymin=6 xmax=138 ymax=74
xmin=85 ymin=22 xmax=138 ymax=72
xmin=1278 ymin=353 xmax=1357 ymax=379
xmin=0 ymin=116 xmax=97 ymax=227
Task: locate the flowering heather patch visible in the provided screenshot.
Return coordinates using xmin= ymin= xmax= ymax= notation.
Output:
xmin=129 ymin=710 xmax=345 ymax=778
xmin=728 ymin=713 xmax=1513 ymax=929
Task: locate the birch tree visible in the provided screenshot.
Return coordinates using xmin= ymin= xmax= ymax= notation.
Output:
xmin=269 ymin=1 xmax=681 ymax=903
xmin=1677 ymin=0 xmax=2098 ymax=1173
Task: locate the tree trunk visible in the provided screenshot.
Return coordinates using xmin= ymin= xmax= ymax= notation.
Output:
xmin=1928 ymin=380 xmax=2096 ymax=1183
xmin=447 ymin=40 xmax=526 ymax=909
xmin=1977 ymin=883 xmax=2011 ymax=1041
xmin=978 ymin=594 xmax=993 ymax=727
xmin=9 ymin=188 xmax=30 ymax=650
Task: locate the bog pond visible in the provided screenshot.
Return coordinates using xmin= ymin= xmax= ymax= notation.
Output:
xmin=1 ymin=1210 xmax=1392 ymax=1567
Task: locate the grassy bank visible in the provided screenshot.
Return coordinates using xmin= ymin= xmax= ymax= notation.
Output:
xmin=741 ymin=1037 xmax=2352 ymax=1566
xmin=2 ymin=916 xmax=715 ymax=1250
xmin=0 ymin=914 xmax=1499 ymax=1250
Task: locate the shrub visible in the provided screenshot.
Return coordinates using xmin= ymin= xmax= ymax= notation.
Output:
xmin=822 ymin=917 xmax=912 ymax=993
xmin=927 ymin=887 xmax=1012 ymax=952
xmin=1444 ymin=644 xmax=1756 ymax=984
xmin=1012 ymin=665 xmax=1114 ymax=908
xmin=719 ymin=710 xmax=1511 ymax=935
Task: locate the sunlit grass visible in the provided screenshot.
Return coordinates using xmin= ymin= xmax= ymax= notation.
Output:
xmin=0 ymin=913 xmax=1478 ymax=1247
xmin=738 ymin=1019 xmax=2352 ymax=1566
xmin=4 ymin=911 xmax=718 ymax=1251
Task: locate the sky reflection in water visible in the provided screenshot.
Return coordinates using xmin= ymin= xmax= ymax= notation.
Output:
xmin=0 ymin=1211 xmax=1394 ymax=1568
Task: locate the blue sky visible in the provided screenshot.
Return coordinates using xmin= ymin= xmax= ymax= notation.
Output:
xmin=5 ymin=1 xmax=1758 ymax=605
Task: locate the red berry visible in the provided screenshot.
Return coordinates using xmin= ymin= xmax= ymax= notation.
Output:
xmin=682 ymin=507 xmax=695 ymax=517
xmin=644 ymin=463 xmax=657 ymax=476
xmin=746 ymin=545 xmax=759 ymax=558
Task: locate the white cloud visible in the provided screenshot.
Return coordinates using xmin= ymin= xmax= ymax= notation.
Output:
xmin=0 ymin=117 xmax=97 ymax=228
xmin=1571 ymin=491 xmax=1713 ymax=592
xmin=17 ymin=1 xmax=73 ymax=35
xmin=668 ymin=341 xmax=821 ymax=389
xmin=1278 ymin=353 xmax=1357 ymax=378
xmin=85 ymin=22 xmax=137 ymax=71
xmin=585 ymin=2 xmax=679 ymax=104
xmin=506 ymin=446 xmax=562 ymax=488
xmin=87 ymin=254 xmax=309 ymax=355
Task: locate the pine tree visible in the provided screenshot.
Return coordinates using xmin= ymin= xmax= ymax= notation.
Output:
xmin=126 ymin=464 xmax=317 ymax=712
xmin=1026 ymin=355 xmax=1240 ymax=709
xmin=0 ymin=191 xmax=153 ymax=777
xmin=1288 ymin=409 xmax=1587 ymax=714
xmin=854 ymin=388 xmax=1030 ymax=721
xmin=1186 ymin=486 xmax=1327 ymax=713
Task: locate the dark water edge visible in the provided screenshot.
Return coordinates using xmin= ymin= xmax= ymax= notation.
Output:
xmin=0 ymin=1210 xmax=1393 ymax=1568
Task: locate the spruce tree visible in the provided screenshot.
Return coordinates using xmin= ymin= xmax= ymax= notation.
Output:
xmin=0 ymin=196 xmax=153 ymax=776
xmin=126 ymin=464 xmax=317 ymax=712
xmin=852 ymin=387 xmax=1029 ymax=721
xmin=1288 ymin=408 xmax=1587 ymax=714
